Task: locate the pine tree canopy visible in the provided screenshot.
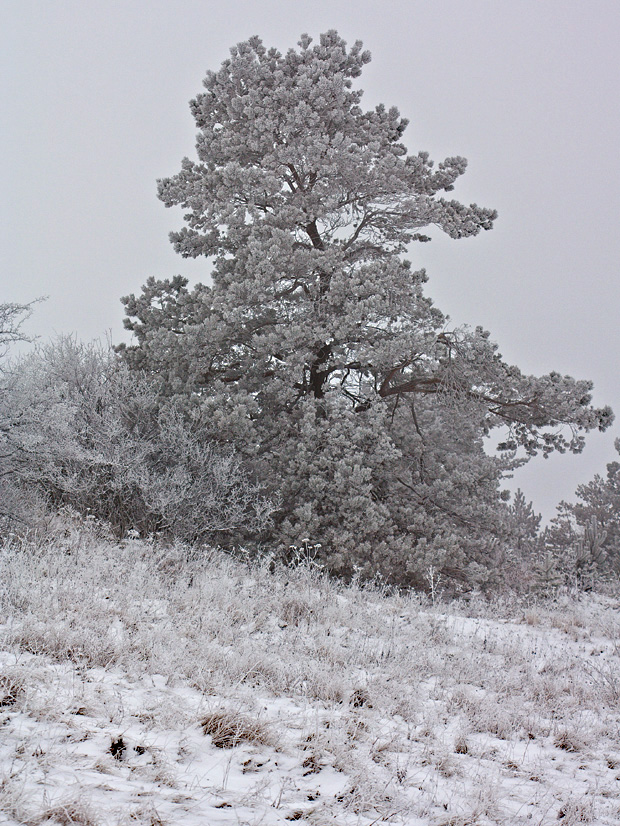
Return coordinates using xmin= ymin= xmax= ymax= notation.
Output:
xmin=119 ymin=32 xmax=612 ymax=587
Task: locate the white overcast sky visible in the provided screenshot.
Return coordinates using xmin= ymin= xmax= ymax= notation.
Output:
xmin=2 ymin=0 xmax=619 ymax=519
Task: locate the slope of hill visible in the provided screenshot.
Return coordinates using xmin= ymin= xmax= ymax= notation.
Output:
xmin=1 ymin=519 xmax=620 ymax=825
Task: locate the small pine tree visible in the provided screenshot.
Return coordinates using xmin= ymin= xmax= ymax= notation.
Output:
xmin=574 ymin=516 xmax=607 ymax=590
xmin=532 ymin=548 xmax=564 ymax=595
xmin=549 ymin=442 xmax=620 ymax=583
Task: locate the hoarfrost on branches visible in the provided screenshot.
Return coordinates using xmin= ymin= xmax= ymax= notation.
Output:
xmin=120 ymin=32 xmax=612 ymax=587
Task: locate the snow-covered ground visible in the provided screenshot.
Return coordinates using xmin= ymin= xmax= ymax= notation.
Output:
xmin=1 ymin=520 xmax=620 ymax=825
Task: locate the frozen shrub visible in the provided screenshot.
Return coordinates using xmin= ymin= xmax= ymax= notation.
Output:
xmin=1 ymin=337 xmax=274 ymax=543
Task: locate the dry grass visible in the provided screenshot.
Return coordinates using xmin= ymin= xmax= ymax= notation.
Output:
xmin=1 ymin=518 xmax=620 ymax=824
xmin=32 ymin=800 xmax=99 ymax=826
xmin=200 ymin=708 xmax=272 ymax=749
xmin=0 ymin=670 xmax=25 ymax=709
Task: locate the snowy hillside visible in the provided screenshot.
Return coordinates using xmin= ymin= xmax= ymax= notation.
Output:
xmin=1 ymin=520 xmax=620 ymax=825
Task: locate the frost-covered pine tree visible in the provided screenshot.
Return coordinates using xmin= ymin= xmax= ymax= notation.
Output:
xmin=120 ymin=32 xmax=612 ymax=587
xmin=548 ymin=441 xmax=620 ymax=581
xmin=505 ymin=489 xmax=541 ymax=554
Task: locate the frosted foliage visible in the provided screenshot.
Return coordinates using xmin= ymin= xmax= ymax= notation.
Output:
xmin=548 ymin=438 xmax=620 ymax=581
xmin=0 ymin=337 xmax=272 ymax=540
xmin=158 ymin=31 xmax=495 ymax=257
xmin=121 ymin=33 xmax=611 ymax=587
xmin=0 ymin=301 xmax=36 ymax=356
xmin=0 ymin=301 xmax=44 ymax=528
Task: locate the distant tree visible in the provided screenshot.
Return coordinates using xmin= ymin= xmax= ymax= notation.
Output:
xmin=120 ymin=32 xmax=612 ymax=587
xmin=548 ymin=440 xmax=620 ymax=581
xmin=505 ymin=489 xmax=541 ymax=555
xmin=569 ymin=443 xmax=620 ymax=557
xmin=485 ymin=489 xmax=542 ymax=591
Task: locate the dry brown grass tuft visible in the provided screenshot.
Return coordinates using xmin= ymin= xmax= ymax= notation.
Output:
xmin=0 ymin=670 xmax=26 ymax=708
xmin=556 ymin=796 xmax=596 ymax=824
xmin=435 ymin=817 xmax=482 ymax=826
xmin=454 ymin=734 xmax=469 ymax=755
xmin=554 ymin=727 xmax=589 ymax=753
xmin=200 ymin=708 xmax=272 ymax=749
xmin=32 ymin=800 xmax=99 ymax=826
